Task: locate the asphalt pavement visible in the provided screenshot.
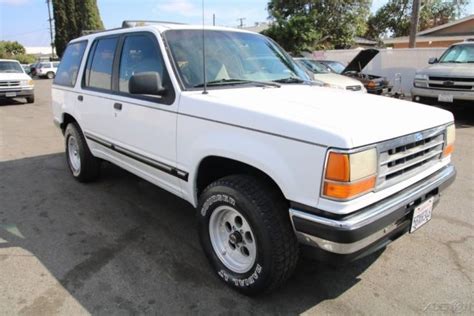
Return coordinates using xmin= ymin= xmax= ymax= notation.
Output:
xmin=0 ymin=79 xmax=472 ymax=315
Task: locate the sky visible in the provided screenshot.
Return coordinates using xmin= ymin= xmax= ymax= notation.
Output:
xmin=0 ymin=0 xmax=473 ymax=47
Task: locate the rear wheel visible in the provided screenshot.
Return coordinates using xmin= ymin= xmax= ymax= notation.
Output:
xmin=197 ymin=175 xmax=298 ymax=295
xmin=65 ymin=123 xmax=101 ymax=182
xmin=46 ymin=71 xmax=55 ymax=79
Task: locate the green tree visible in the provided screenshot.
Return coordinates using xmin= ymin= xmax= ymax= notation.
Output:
xmin=52 ymin=0 xmax=104 ymax=57
xmin=0 ymin=41 xmax=36 ymax=64
xmin=366 ymin=0 xmax=469 ymax=40
xmin=263 ymin=0 xmax=371 ymax=55
xmin=0 ymin=41 xmax=26 ymax=56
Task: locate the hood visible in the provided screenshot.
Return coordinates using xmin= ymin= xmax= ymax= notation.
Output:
xmin=180 ymin=85 xmax=453 ymax=148
xmin=0 ymin=72 xmax=31 ymax=81
xmin=343 ymin=49 xmax=379 ymax=74
xmin=313 ymin=73 xmax=363 ymax=87
xmin=418 ymin=63 xmax=474 ymax=78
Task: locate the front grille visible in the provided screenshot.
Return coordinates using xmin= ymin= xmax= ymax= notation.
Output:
xmin=0 ymin=81 xmax=20 ymax=87
xmin=377 ymin=128 xmax=445 ymax=189
xmin=428 ymin=83 xmax=472 ymax=90
xmin=429 ymin=76 xmax=473 ymax=82
xmin=346 ymin=85 xmax=362 ymax=91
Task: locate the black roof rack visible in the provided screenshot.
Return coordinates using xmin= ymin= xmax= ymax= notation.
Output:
xmin=122 ymin=20 xmax=186 ymax=28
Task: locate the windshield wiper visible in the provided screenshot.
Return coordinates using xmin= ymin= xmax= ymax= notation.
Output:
xmin=272 ymin=77 xmax=307 ymax=84
xmin=193 ymin=78 xmax=280 ymax=88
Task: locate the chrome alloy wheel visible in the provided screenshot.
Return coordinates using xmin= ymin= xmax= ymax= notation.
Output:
xmin=67 ymin=135 xmax=81 ymax=174
xmin=209 ymin=205 xmax=257 ymax=273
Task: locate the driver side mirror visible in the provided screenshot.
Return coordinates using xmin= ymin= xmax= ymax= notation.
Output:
xmin=129 ymin=72 xmax=166 ymax=96
xmin=428 ymin=57 xmax=438 ymax=64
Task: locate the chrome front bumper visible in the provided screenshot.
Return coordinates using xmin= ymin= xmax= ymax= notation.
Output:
xmin=290 ymin=164 xmax=456 ymax=260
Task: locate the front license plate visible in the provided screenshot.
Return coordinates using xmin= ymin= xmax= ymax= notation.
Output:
xmin=5 ymin=92 xmax=16 ymax=97
xmin=438 ymin=94 xmax=453 ymax=103
xmin=410 ymin=197 xmax=434 ymax=233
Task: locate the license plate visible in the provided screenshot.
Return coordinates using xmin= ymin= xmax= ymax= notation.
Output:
xmin=5 ymin=92 xmax=16 ymax=97
xmin=438 ymin=94 xmax=453 ymax=103
xmin=382 ymin=88 xmax=389 ymax=94
xmin=410 ymin=197 xmax=434 ymax=233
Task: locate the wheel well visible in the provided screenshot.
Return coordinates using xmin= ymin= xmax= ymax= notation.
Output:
xmin=196 ymin=156 xmax=286 ymax=200
xmin=60 ymin=113 xmax=77 ymax=134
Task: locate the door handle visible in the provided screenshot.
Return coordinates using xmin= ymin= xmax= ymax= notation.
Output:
xmin=77 ymin=95 xmax=83 ymax=101
xmin=114 ymin=103 xmax=122 ymax=110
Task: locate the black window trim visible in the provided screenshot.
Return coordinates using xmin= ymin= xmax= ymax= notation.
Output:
xmin=81 ymin=31 xmax=176 ymax=106
xmin=82 ymin=34 xmax=121 ymax=94
xmin=114 ymin=31 xmax=176 ymax=106
xmin=53 ymin=39 xmax=88 ymax=88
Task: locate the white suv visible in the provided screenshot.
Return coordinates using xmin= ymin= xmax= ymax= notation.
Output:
xmin=0 ymin=59 xmax=35 ymax=103
xmin=34 ymin=61 xmax=60 ymax=79
xmin=52 ymin=21 xmax=456 ymax=295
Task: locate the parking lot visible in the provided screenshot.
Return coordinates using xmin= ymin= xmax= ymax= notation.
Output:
xmin=0 ymin=79 xmax=472 ymax=315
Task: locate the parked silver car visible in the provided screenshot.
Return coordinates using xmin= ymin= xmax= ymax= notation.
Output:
xmin=412 ymin=40 xmax=474 ymax=105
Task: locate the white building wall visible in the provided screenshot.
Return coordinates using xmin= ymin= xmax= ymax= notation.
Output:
xmin=308 ymin=48 xmax=447 ymax=96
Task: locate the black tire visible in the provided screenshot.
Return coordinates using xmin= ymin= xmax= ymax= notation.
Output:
xmin=46 ymin=71 xmax=55 ymax=79
xmin=197 ymin=175 xmax=299 ymax=295
xmin=26 ymin=95 xmax=35 ymax=103
xmin=64 ymin=123 xmax=100 ymax=182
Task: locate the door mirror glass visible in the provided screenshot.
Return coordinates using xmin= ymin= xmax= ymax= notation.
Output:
xmin=129 ymin=72 xmax=166 ymax=96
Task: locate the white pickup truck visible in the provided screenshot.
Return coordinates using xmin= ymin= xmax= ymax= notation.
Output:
xmin=51 ymin=21 xmax=456 ymax=295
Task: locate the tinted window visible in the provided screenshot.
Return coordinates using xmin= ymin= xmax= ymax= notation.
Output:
xmin=54 ymin=41 xmax=87 ymax=87
xmin=85 ymin=37 xmax=118 ymax=90
xmin=119 ymin=34 xmax=166 ymax=93
xmin=53 ymin=62 xmax=60 ymax=68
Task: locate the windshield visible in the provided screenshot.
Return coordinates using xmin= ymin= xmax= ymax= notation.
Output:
xmin=164 ymin=30 xmax=310 ymax=89
xmin=299 ymin=59 xmax=331 ymax=74
xmin=323 ymin=61 xmax=345 ymax=74
xmin=0 ymin=61 xmax=24 ymax=73
xmin=439 ymin=44 xmax=474 ymax=63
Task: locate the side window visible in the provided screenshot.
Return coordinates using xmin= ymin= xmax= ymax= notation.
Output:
xmin=53 ymin=62 xmax=60 ymax=68
xmin=53 ymin=41 xmax=87 ymax=87
xmin=85 ymin=37 xmax=118 ymax=90
xmin=118 ymin=34 xmax=167 ymax=93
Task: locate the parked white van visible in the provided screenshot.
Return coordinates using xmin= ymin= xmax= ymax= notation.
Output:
xmin=52 ymin=21 xmax=456 ymax=295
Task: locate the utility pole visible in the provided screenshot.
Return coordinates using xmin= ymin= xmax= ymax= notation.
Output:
xmin=213 ymin=13 xmax=215 ymax=26
xmin=46 ymin=0 xmax=55 ymax=59
xmin=408 ymin=0 xmax=421 ymax=48
xmin=237 ymin=17 xmax=246 ymax=28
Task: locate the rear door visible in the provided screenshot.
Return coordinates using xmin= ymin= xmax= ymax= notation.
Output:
xmin=78 ymin=35 xmax=120 ymax=145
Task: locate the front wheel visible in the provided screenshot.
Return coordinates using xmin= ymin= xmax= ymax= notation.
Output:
xmin=65 ymin=123 xmax=101 ymax=182
xmin=46 ymin=71 xmax=55 ymax=79
xmin=197 ymin=175 xmax=299 ymax=295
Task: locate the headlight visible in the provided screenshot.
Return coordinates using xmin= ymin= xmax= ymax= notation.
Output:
xmin=322 ymin=148 xmax=377 ymax=200
xmin=20 ymin=80 xmax=34 ymax=87
xmin=443 ymin=124 xmax=455 ymax=157
xmin=414 ymin=81 xmax=428 ymax=88
xmin=323 ymin=83 xmax=345 ymax=90
xmin=415 ymin=74 xmax=428 ymax=80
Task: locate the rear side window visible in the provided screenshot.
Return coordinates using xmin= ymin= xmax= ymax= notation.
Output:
xmin=84 ymin=37 xmax=118 ymax=90
xmin=54 ymin=41 xmax=87 ymax=87
xmin=53 ymin=62 xmax=60 ymax=68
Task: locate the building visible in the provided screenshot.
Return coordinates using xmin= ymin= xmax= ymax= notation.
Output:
xmin=24 ymin=46 xmax=56 ymax=60
xmin=384 ymin=14 xmax=474 ymax=48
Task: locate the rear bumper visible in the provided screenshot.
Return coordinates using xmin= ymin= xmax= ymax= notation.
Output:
xmin=290 ymin=164 xmax=456 ymax=262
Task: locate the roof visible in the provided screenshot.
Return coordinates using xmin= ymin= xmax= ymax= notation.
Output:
xmin=417 ymin=14 xmax=474 ymax=36
xmin=383 ymin=15 xmax=474 ymax=44
xmin=72 ymin=21 xmax=256 ymax=43
xmin=0 ymin=59 xmax=20 ymax=62
xmin=383 ymin=34 xmax=470 ymax=44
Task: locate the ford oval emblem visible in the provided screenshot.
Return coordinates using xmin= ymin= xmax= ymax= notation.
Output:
xmin=415 ymin=133 xmax=423 ymax=141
